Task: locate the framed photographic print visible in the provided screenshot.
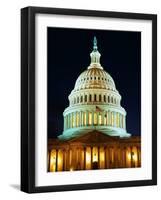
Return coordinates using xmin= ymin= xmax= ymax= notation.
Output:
xmin=21 ymin=6 xmax=157 ymax=193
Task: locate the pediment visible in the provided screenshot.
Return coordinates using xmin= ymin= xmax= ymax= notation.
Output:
xmin=67 ymin=130 xmax=120 ymax=144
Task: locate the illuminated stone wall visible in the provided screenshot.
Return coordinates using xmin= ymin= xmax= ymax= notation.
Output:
xmin=48 ymin=136 xmax=141 ymax=172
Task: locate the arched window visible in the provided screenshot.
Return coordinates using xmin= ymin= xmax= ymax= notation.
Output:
xmin=74 ymin=98 xmax=76 ymax=104
xmin=85 ymin=95 xmax=87 ymax=102
xmin=108 ymin=96 xmax=110 ymax=103
xmin=94 ymin=94 xmax=97 ymax=101
xmin=80 ymin=95 xmax=83 ymax=103
xmin=77 ymin=96 xmax=79 ymax=103
xmin=104 ymin=95 xmax=106 ymax=102
xmin=99 ymin=94 xmax=102 ymax=102
xmin=89 ymin=94 xmax=92 ymax=102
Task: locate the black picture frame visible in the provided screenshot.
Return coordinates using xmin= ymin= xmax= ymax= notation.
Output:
xmin=21 ymin=6 xmax=157 ymax=193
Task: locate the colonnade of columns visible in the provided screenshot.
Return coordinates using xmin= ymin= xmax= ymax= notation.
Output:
xmin=48 ymin=145 xmax=141 ymax=172
xmin=64 ymin=111 xmax=126 ymax=130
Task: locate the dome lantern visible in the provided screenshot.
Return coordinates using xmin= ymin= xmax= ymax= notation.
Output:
xmin=89 ymin=36 xmax=102 ymax=69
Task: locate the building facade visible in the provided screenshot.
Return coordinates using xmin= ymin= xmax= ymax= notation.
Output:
xmin=48 ymin=37 xmax=141 ymax=172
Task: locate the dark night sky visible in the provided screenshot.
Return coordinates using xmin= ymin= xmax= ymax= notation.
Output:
xmin=48 ymin=27 xmax=141 ymax=138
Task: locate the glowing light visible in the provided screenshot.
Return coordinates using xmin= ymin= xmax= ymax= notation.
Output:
xmin=132 ymin=153 xmax=137 ymax=161
xmin=70 ymin=167 xmax=73 ymax=171
xmin=86 ymin=152 xmax=91 ymax=163
xmin=89 ymin=112 xmax=92 ymax=125
xmin=94 ymin=112 xmax=97 ymax=125
xmin=127 ymin=153 xmax=131 ymax=160
xmin=92 ymin=147 xmax=98 ymax=162
xmin=98 ymin=114 xmax=102 ymax=125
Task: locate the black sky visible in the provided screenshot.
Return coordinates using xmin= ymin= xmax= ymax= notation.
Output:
xmin=48 ymin=27 xmax=141 ymax=138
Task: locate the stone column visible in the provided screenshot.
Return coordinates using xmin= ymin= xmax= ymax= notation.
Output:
xmin=114 ymin=146 xmax=118 ymax=168
xmin=92 ymin=111 xmax=94 ymax=126
xmin=98 ymin=146 xmax=100 ymax=169
xmin=82 ymin=111 xmax=84 ymax=126
xmin=63 ymin=149 xmax=65 ymax=171
xmin=55 ymin=149 xmax=58 ymax=172
xmin=124 ymin=116 xmax=126 ymax=129
xmin=119 ymin=114 xmax=121 ymax=128
xmin=137 ymin=146 xmax=141 ymax=167
xmin=86 ymin=111 xmax=88 ymax=126
xmin=79 ymin=111 xmax=82 ymax=127
xmin=80 ymin=111 xmax=82 ymax=127
xmin=97 ymin=112 xmax=99 ymax=125
xmin=90 ymin=146 xmax=92 ymax=169
xmin=102 ymin=111 xmax=104 ymax=125
xmin=69 ymin=114 xmax=71 ymax=129
xmin=48 ymin=150 xmax=51 ymax=172
xmin=113 ymin=112 xmax=115 ymax=127
xmin=130 ymin=146 xmax=133 ymax=167
xmin=68 ymin=114 xmax=70 ymax=128
xmin=91 ymin=146 xmax=93 ymax=165
xmin=63 ymin=116 xmax=66 ymax=130
xmin=84 ymin=147 xmax=86 ymax=170
xmin=104 ymin=146 xmax=107 ymax=169
xmin=74 ymin=112 xmax=76 ymax=127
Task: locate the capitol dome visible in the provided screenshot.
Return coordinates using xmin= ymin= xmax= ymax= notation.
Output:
xmin=58 ymin=37 xmax=131 ymax=140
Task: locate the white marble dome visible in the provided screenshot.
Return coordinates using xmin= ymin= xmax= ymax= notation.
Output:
xmin=74 ymin=68 xmax=117 ymax=91
xmin=58 ymin=37 xmax=131 ymax=140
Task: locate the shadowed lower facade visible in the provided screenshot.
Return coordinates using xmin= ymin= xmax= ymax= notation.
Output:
xmin=48 ymin=37 xmax=141 ymax=172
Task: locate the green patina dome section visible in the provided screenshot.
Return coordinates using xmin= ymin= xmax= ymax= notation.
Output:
xmin=58 ymin=37 xmax=131 ymax=140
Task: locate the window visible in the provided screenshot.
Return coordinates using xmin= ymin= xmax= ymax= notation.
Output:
xmin=108 ymin=96 xmax=110 ymax=103
xmin=114 ymin=98 xmax=116 ymax=104
xmin=104 ymin=95 xmax=106 ymax=102
xmin=99 ymin=94 xmax=102 ymax=102
xmin=80 ymin=96 xmax=83 ymax=103
xmin=94 ymin=94 xmax=97 ymax=101
xmin=77 ymin=97 xmax=79 ymax=103
xmin=85 ymin=95 xmax=87 ymax=102
xmin=89 ymin=94 xmax=92 ymax=102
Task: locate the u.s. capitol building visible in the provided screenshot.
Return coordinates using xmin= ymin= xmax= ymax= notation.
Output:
xmin=48 ymin=37 xmax=141 ymax=172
